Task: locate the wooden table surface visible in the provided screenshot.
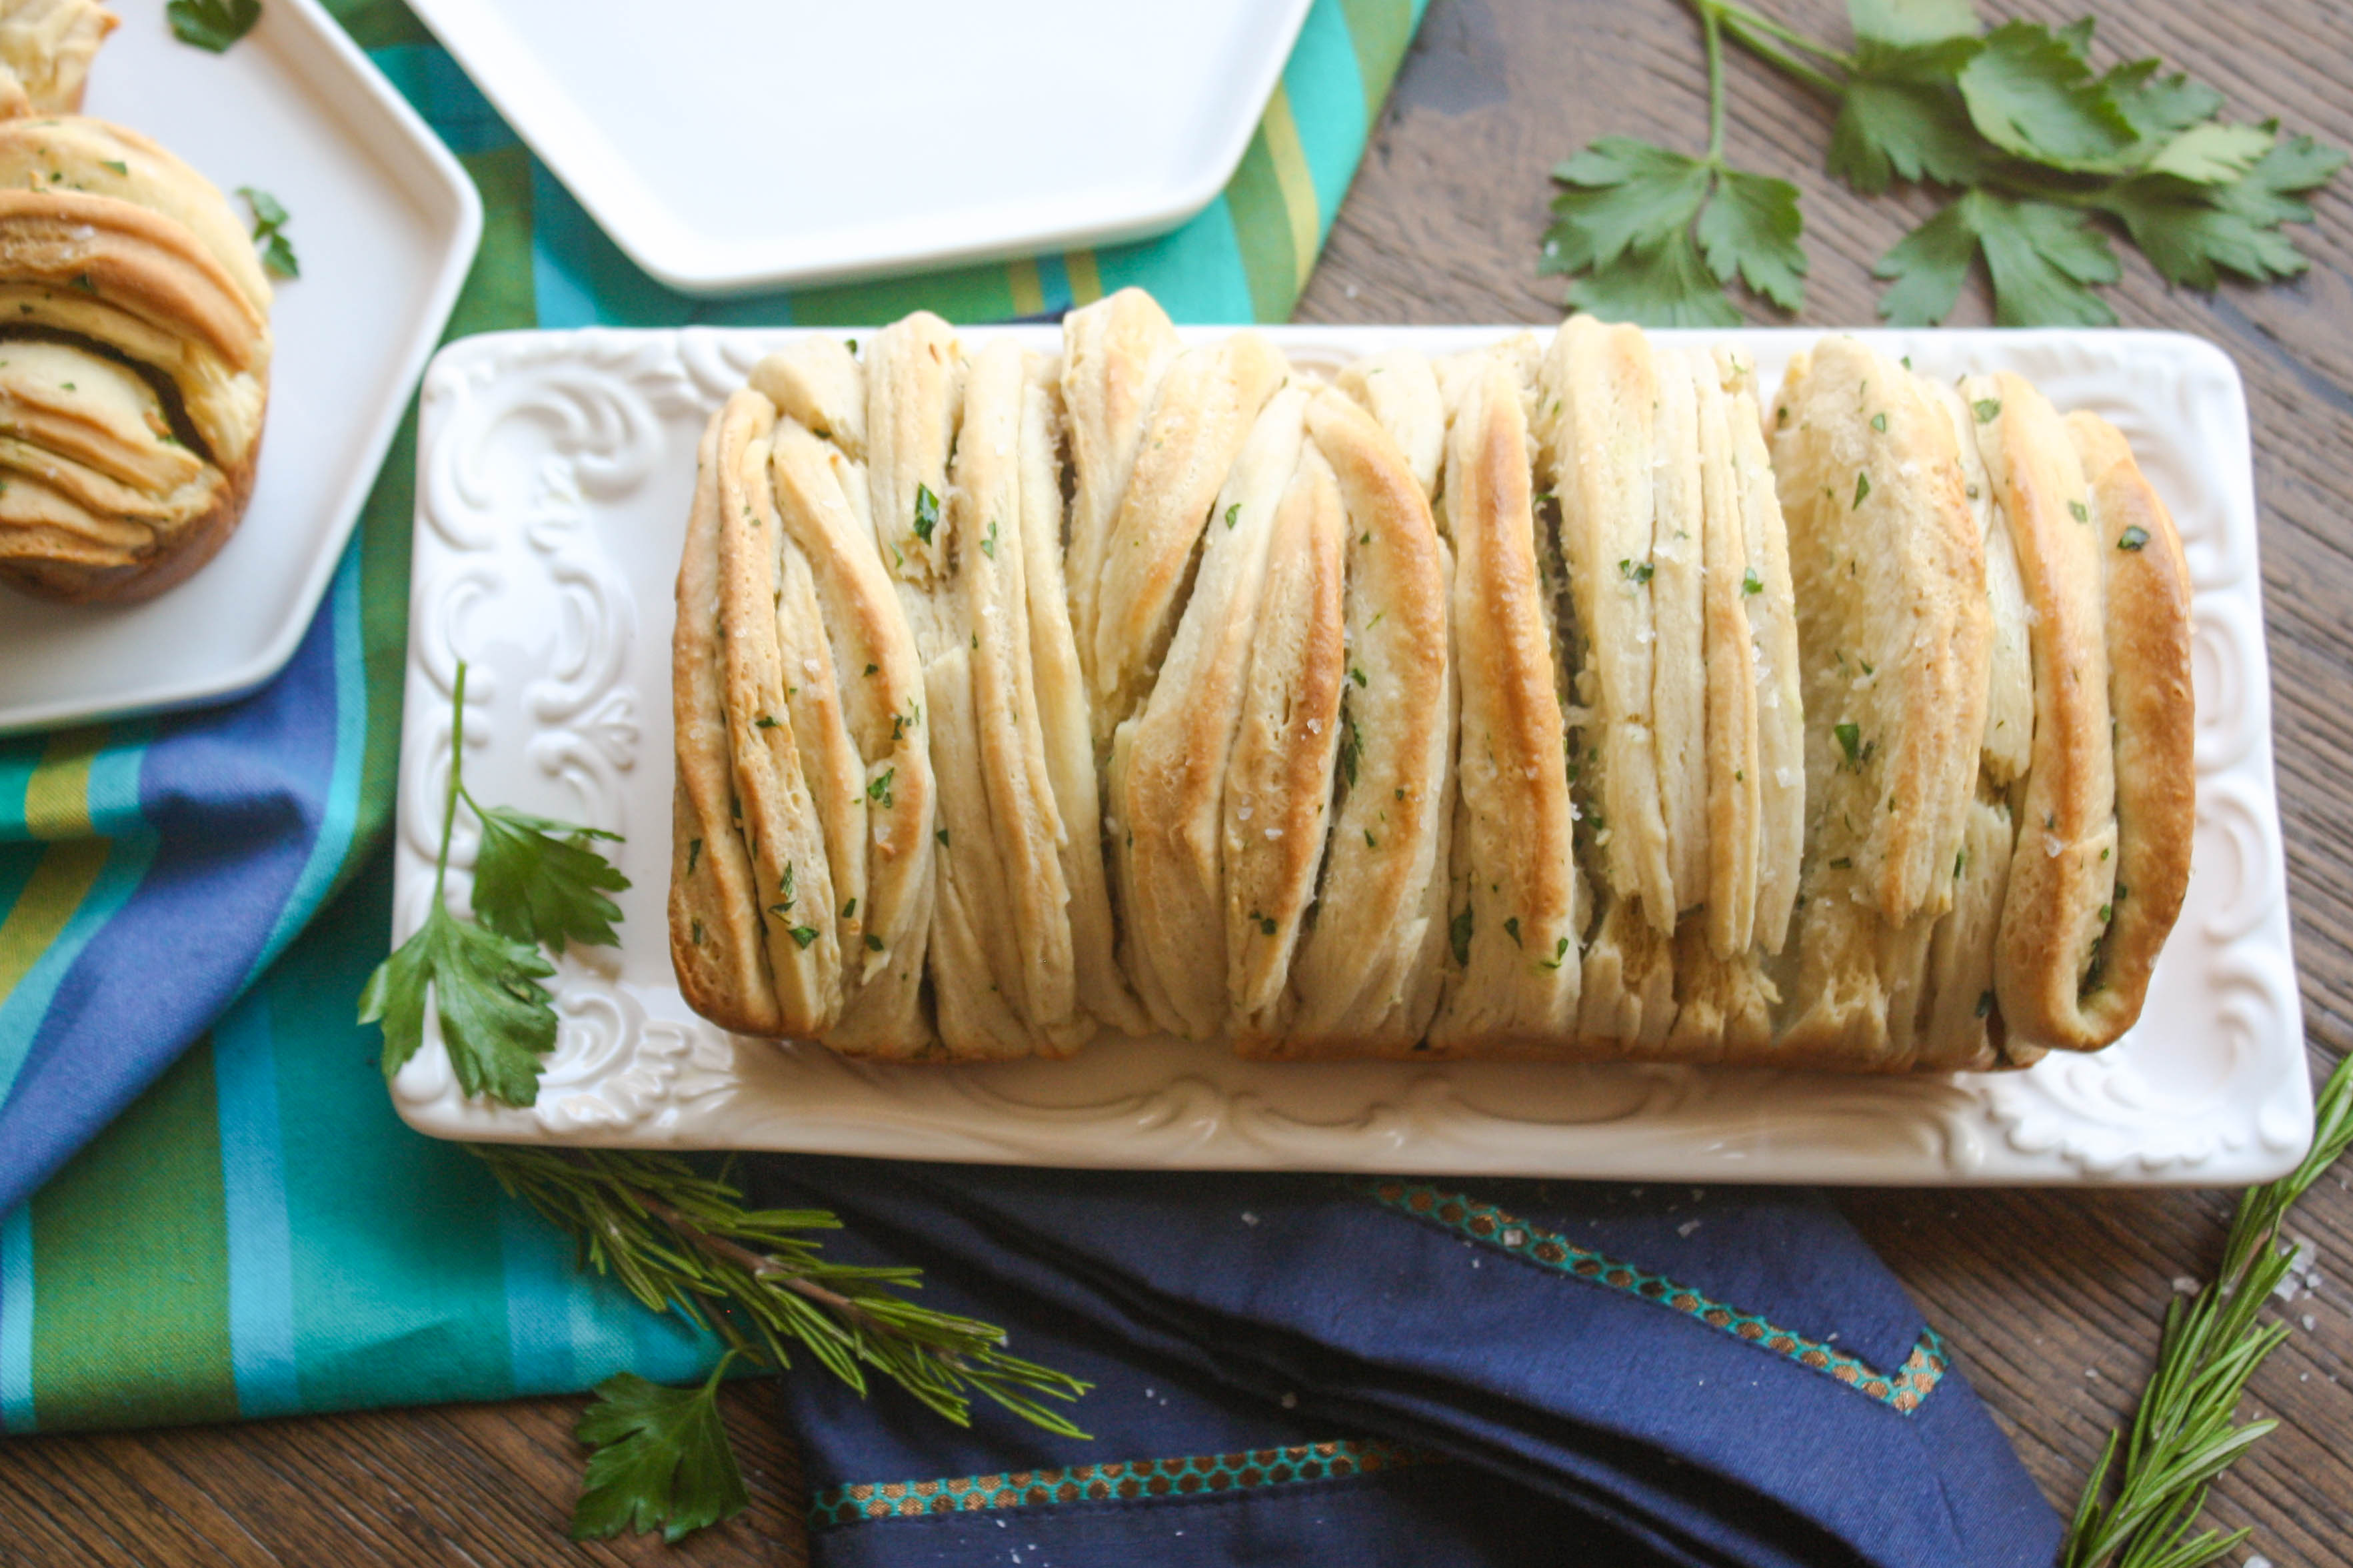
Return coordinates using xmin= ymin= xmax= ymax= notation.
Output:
xmin=7 ymin=1 xmax=2353 ymax=1562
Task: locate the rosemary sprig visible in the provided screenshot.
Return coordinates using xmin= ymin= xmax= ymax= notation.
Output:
xmin=474 ymin=1145 xmax=1091 ymax=1436
xmin=2063 ymin=1050 xmax=2353 ymax=1568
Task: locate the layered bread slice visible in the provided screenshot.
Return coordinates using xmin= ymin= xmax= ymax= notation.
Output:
xmin=1254 ymin=384 xmax=1456 ymax=1056
xmin=1770 ymin=339 xmax=1989 ymax=1065
xmin=1428 ymin=350 xmax=1585 ymax=1049
xmin=1110 ymin=383 xmax=1307 ymax=1038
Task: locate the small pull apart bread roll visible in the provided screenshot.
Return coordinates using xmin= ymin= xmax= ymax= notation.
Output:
xmin=0 ymin=109 xmax=273 ymax=602
xmin=671 ymin=297 xmax=2194 ymax=1072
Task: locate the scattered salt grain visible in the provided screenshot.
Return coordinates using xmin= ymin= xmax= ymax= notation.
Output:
xmin=1264 ymin=827 xmax=1282 ymax=840
xmin=1280 ymin=1391 xmax=1298 ymax=1409
xmin=2302 ymin=1315 xmax=2318 ymax=1332
xmin=1240 ymin=1211 xmax=1260 ymax=1227
xmin=1236 ymin=804 xmax=1253 ymax=821
xmin=1678 ymin=1219 xmax=1703 ymax=1238
xmin=2171 ymin=1276 xmax=2200 ymax=1297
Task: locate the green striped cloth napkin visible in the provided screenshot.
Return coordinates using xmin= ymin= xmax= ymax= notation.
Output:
xmin=0 ymin=0 xmax=1427 ymax=1433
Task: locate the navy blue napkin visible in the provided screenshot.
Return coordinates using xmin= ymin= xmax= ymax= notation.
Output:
xmin=755 ymin=1161 xmax=2060 ymax=1568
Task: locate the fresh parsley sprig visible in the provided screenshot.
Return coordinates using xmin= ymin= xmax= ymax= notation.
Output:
xmin=1545 ymin=0 xmax=2344 ymax=327
xmin=472 ymin=1146 xmax=1092 ymax=1541
xmin=2062 ymin=1050 xmax=2353 ymax=1568
xmin=359 ymin=661 xmax=629 ymax=1107
xmin=1540 ymin=0 xmax=1806 ymax=325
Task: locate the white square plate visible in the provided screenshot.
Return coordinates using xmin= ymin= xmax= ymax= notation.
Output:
xmin=388 ymin=324 xmax=2308 ymax=1187
xmin=402 ymin=0 xmax=1313 ymax=295
xmin=0 ymin=0 xmax=480 ymax=737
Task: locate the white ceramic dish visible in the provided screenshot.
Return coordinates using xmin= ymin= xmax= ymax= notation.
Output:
xmin=0 ymin=0 xmax=481 ymax=737
xmin=401 ymin=0 xmax=1313 ymax=295
xmin=388 ymin=324 xmax=2308 ymax=1187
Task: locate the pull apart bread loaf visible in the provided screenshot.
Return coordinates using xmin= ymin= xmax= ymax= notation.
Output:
xmin=671 ymin=291 xmax=2192 ymax=1072
xmin=0 ymin=93 xmax=273 ymax=602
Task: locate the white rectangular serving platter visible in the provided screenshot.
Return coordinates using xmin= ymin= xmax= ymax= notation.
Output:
xmin=388 ymin=323 xmax=2308 ymax=1186
xmin=403 ymin=0 xmax=1314 ymax=295
xmin=0 ymin=0 xmax=481 ymax=736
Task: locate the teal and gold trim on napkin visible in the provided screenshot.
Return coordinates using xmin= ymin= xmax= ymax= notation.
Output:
xmin=809 ymin=1437 xmax=1434 ymax=1528
xmin=1366 ymin=1181 xmax=1954 ymax=1414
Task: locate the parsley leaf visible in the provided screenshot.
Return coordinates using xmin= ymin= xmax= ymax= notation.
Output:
xmin=237 ymin=187 xmax=298 ymax=279
xmin=1850 ymin=0 xmax=1979 ymax=49
xmin=1543 ymin=138 xmax=1804 ymax=324
xmin=1876 ymin=189 xmax=2120 ymax=327
xmin=1956 ymin=21 xmax=2137 ymax=169
xmin=169 ymin=0 xmax=261 ymax=52
xmin=2098 ymin=133 xmax=2347 ymax=289
xmin=1831 ymin=73 xmax=1987 ymax=193
xmin=471 ymin=806 xmax=631 ymax=952
xmin=571 ymin=1356 xmax=750 ymax=1544
xmin=1829 ymin=0 xmax=1987 ymax=194
xmin=359 ymin=897 xmax=557 ymax=1106
xmin=2100 ymin=59 xmax=2220 ymax=143
xmin=1696 ymin=168 xmax=1808 ymax=311
xmin=2142 ymin=121 xmax=2274 ymax=185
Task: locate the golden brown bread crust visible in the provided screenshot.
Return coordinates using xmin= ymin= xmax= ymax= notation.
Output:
xmin=1430 ymin=353 xmax=1584 ymax=1049
xmin=1089 ymin=333 xmax=1287 ymax=740
xmin=1016 ymin=353 xmax=1149 ymax=1039
xmin=1770 ymin=341 xmax=1989 ymax=1066
xmin=671 ymin=409 xmax=785 ymax=1038
xmin=0 ymin=419 xmax=253 ymax=602
xmin=1542 ymin=316 xmax=1673 ymax=929
xmin=2016 ymin=410 xmax=2195 ymax=1050
xmin=1249 ymin=387 xmax=1454 ymax=1057
xmin=1111 ymin=385 xmax=1308 ymax=1039
xmin=713 ymin=391 xmax=843 ymax=1034
xmin=766 ymin=421 xmax=938 ymax=1056
xmin=1223 ymin=444 xmax=1347 ymax=1036
xmin=1985 ymin=375 xmax=2120 ymax=1048
xmin=1061 ymin=289 xmax=1180 ymax=698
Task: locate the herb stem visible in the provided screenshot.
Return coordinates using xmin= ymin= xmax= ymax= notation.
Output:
xmin=1701 ymin=1 xmax=1728 ymax=165
xmin=433 ymin=660 xmax=469 ymax=905
xmin=1712 ymin=7 xmax=1848 ymax=101
xmin=628 ymin=1174 xmax=885 ymax=1334
xmin=1704 ymin=0 xmax=1852 ymax=67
